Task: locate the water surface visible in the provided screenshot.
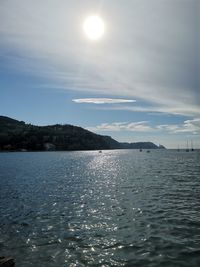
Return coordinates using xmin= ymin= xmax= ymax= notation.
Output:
xmin=0 ymin=150 xmax=200 ymax=266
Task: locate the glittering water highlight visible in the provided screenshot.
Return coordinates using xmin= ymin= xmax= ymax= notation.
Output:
xmin=0 ymin=150 xmax=200 ymax=266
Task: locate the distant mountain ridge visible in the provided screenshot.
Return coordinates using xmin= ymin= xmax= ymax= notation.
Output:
xmin=0 ymin=116 xmax=165 ymax=151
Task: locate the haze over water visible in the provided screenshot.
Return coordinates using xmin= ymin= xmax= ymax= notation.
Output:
xmin=0 ymin=150 xmax=200 ymax=267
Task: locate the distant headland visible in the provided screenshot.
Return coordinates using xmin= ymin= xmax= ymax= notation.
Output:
xmin=0 ymin=116 xmax=165 ymax=151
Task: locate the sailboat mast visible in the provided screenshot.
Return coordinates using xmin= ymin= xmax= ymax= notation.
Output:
xmin=186 ymin=140 xmax=189 ymax=152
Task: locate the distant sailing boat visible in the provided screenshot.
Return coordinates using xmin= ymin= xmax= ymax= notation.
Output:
xmin=177 ymin=145 xmax=180 ymax=152
xmin=191 ymin=140 xmax=194 ymax=151
xmin=186 ymin=141 xmax=189 ymax=152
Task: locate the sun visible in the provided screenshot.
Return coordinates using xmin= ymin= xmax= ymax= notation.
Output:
xmin=83 ymin=15 xmax=105 ymax=41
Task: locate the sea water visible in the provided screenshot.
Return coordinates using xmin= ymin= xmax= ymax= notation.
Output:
xmin=0 ymin=150 xmax=200 ymax=267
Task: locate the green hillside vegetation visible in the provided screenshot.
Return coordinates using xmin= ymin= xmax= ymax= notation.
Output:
xmin=0 ymin=116 xmax=165 ymax=151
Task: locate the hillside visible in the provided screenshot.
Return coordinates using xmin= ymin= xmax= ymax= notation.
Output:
xmin=120 ymin=142 xmax=164 ymax=149
xmin=0 ymin=116 xmax=165 ymax=151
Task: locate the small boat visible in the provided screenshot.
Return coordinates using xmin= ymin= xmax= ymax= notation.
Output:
xmin=139 ymin=148 xmax=142 ymax=152
xmin=146 ymin=150 xmax=150 ymax=153
xmin=191 ymin=140 xmax=194 ymax=151
xmin=99 ymin=150 xmax=102 ymax=153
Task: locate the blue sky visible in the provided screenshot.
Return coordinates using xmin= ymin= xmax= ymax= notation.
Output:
xmin=0 ymin=0 xmax=199 ymax=148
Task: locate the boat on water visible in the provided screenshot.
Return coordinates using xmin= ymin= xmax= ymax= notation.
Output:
xmin=146 ymin=150 xmax=150 ymax=153
xmin=99 ymin=150 xmax=102 ymax=153
xmin=191 ymin=140 xmax=194 ymax=151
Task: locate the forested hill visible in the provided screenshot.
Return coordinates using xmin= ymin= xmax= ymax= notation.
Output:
xmin=0 ymin=116 xmax=165 ymax=151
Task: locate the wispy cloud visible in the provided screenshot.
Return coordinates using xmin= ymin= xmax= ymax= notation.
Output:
xmin=96 ymin=103 xmax=200 ymax=117
xmin=73 ymin=98 xmax=136 ymax=104
xmin=88 ymin=121 xmax=154 ymax=132
xmin=157 ymin=118 xmax=200 ymax=134
xmin=88 ymin=118 xmax=200 ymax=135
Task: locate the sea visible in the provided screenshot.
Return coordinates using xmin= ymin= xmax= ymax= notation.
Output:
xmin=0 ymin=149 xmax=200 ymax=267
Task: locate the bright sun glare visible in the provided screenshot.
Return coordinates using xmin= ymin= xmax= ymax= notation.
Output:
xmin=83 ymin=15 xmax=105 ymax=41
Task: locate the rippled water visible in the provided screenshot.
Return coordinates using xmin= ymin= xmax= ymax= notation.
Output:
xmin=0 ymin=150 xmax=200 ymax=267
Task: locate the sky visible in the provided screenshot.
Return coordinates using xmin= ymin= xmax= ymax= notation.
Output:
xmin=0 ymin=0 xmax=199 ymax=148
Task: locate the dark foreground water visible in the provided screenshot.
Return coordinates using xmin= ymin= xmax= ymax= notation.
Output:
xmin=0 ymin=150 xmax=200 ymax=267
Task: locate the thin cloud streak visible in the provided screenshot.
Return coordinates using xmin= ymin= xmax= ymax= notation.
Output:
xmin=73 ymin=98 xmax=136 ymax=104
xmin=87 ymin=121 xmax=154 ymax=132
xmin=88 ymin=118 xmax=200 ymax=135
xmin=98 ymin=103 xmax=200 ymax=117
xmin=157 ymin=118 xmax=200 ymax=135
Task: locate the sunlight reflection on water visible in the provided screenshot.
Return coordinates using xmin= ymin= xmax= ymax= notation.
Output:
xmin=0 ymin=150 xmax=200 ymax=266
